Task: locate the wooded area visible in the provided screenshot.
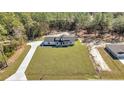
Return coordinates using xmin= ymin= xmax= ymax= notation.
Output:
xmin=0 ymin=12 xmax=124 ymax=61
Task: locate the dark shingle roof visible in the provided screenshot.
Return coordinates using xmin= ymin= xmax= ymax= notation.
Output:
xmin=106 ymin=44 xmax=124 ymax=55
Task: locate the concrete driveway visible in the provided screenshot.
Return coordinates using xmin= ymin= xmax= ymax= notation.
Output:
xmin=90 ymin=46 xmax=111 ymax=71
xmin=86 ymin=41 xmax=111 ymax=72
xmin=6 ymin=41 xmax=42 ymax=81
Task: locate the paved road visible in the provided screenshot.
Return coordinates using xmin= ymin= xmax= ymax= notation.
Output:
xmin=6 ymin=41 xmax=42 ymax=81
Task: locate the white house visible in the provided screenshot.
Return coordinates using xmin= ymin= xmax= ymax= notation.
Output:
xmin=41 ymin=32 xmax=76 ymax=47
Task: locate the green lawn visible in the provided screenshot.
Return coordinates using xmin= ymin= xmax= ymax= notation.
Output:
xmin=25 ymin=41 xmax=97 ymax=80
xmin=0 ymin=45 xmax=31 ymax=80
xmin=98 ymin=48 xmax=124 ymax=80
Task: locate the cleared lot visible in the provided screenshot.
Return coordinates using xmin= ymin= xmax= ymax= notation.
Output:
xmin=98 ymin=48 xmax=124 ymax=79
xmin=25 ymin=41 xmax=97 ymax=80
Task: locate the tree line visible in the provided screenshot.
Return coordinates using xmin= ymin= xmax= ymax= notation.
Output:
xmin=0 ymin=12 xmax=124 ymax=58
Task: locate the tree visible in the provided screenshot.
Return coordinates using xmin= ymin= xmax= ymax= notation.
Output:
xmin=90 ymin=13 xmax=113 ymax=36
xmin=74 ymin=13 xmax=91 ymax=29
xmin=112 ymin=15 xmax=124 ymax=38
xmin=0 ymin=25 xmax=7 ymax=35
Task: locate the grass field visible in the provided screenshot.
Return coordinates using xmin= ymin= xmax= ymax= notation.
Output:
xmin=25 ymin=41 xmax=97 ymax=80
xmin=0 ymin=45 xmax=31 ymax=80
xmin=98 ymin=48 xmax=124 ymax=80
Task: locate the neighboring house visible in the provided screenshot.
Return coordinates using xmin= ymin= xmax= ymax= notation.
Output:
xmin=106 ymin=44 xmax=124 ymax=59
xmin=41 ymin=32 xmax=76 ymax=47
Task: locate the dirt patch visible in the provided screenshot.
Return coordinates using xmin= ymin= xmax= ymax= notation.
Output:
xmin=7 ymin=44 xmax=26 ymax=64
